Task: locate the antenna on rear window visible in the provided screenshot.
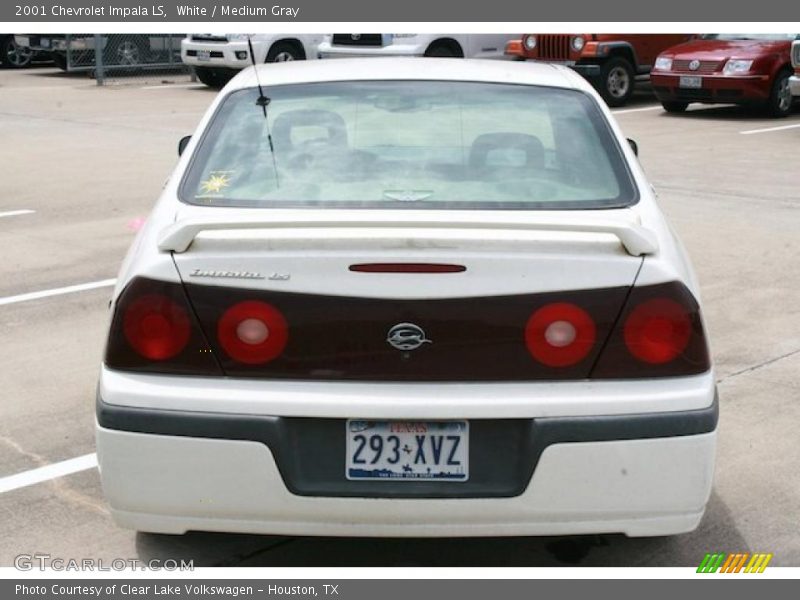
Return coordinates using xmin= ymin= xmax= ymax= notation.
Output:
xmin=247 ymin=36 xmax=279 ymax=188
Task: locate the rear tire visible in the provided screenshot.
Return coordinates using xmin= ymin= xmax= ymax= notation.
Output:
xmin=765 ymin=68 xmax=793 ymax=118
xmin=597 ymin=57 xmax=635 ymax=107
xmin=266 ymin=41 xmax=303 ymax=62
xmin=661 ymin=101 xmax=689 ymax=113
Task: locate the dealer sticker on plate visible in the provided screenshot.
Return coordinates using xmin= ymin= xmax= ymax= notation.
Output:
xmin=346 ymin=420 xmax=469 ymax=481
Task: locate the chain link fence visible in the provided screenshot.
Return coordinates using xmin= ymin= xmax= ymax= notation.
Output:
xmin=50 ymin=34 xmax=191 ymax=85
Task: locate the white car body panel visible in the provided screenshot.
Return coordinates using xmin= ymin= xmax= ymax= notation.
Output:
xmin=98 ymin=58 xmax=717 ymax=538
xmin=100 ymin=367 xmax=715 ymax=419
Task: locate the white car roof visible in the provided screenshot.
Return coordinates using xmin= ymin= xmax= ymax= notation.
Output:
xmin=229 ymin=58 xmax=591 ymax=92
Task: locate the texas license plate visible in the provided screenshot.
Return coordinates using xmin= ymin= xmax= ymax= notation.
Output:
xmin=679 ymin=75 xmax=702 ymax=89
xmin=346 ymin=420 xmax=469 ymax=481
xmin=196 ymin=50 xmax=211 ymax=61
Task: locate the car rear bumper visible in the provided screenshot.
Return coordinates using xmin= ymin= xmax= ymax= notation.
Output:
xmin=97 ymin=423 xmax=716 ymax=537
xmin=96 ymin=371 xmax=718 ymax=537
xmin=790 ymin=75 xmax=800 ymax=97
xmin=651 ymin=72 xmax=771 ymax=103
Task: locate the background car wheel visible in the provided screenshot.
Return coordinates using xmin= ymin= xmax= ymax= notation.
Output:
xmin=52 ymin=52 xmax=68 ymax=71
xmin=1 ymin=36 xmax=34 ymax=69
xmin=194 ymin=67 xmax=232 ymax=88
xmin=661 ymin=101 xmax=689 ymax=113
xmin=424 ymin=42 xmax=463 ymax=58
xmin=598 ymin=57 xmax=635 ymax=107
xmin=105 ymin=35 xmax=148 ymax=68
xmin=765 ymin=68 xmax=793 ymax=118
xmin=266 ymin=41 xmax=303 ymax=63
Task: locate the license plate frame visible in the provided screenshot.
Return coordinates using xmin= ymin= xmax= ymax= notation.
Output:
xmin=196 ymin=49 xmax=211 ymax=62
xmin=679 ymin=75 xmax=703 ymax=89
xmin=345 ymin=420 xmax=469 ymax=482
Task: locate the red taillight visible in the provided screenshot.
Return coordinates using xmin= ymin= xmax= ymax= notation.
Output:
xmin=623 ymin=298 xmax=691 ymax=364
xmin=217 ymin=300 xmax=288 ymax=365
xmin=591 ymin=281 xmax=710 ymax=378
xmin=105 ymin=277 xmax=221 ymax=375
xmin=525 ymin=302 xmax=597 ymax=367
xmin=122 ymin=294 xmax=191 ymax=360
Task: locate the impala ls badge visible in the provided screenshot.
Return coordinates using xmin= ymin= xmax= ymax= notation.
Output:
xmin=387 ymin=323 xmax=432 ymax=351
xmin=189 ymin=268 xmax=264 ymax=280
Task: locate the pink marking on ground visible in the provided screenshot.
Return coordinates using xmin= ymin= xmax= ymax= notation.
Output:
xmin=127 ymin=217 xmax=146 ymax=231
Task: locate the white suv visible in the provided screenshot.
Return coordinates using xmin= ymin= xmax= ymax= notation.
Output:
xmin=317 ymin=34 xmax=521 ymax=59
xmin=181 ymin=34 xmax=322 ymax=87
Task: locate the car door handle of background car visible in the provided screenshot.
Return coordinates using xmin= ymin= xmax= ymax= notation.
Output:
xmin=157 ymin=211 xmax=659 ymax=256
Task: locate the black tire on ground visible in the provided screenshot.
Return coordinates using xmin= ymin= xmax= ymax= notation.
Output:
xmin=266 ymin=41 xmax=304 ymax=62
xmin=1 ymin=36 xmax=34 ymax=69
xmin=194 ymin=67 xmax=232 ymax=88
xmin=661 ymin=101 xmax=689 ymax=113
xmin=765 ymin=68 xmax=794 ymax=118
xmin=597 ymin=57 xmax=636 ymax=107
xmin=52 ymin=52 xmax=68 ymax=71
xmin=424 ymin=42 xmax=463 ymax=58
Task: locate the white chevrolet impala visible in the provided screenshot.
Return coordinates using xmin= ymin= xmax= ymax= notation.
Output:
xmin=96 ymin=58 xmax=717 ymax=537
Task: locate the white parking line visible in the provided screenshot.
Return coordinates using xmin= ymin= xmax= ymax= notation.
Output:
xmin=612 ymin=105 xmax=663 ymax=115
xmin=0 ymin=453 xmax=98 ymax=494
xmin=141 ymin=83 xmax=205 ymax=90
xmin=740 ymin=123 xmax=800 ymax=135
xmin=0 ymin=278 xmax=116 ymax=307
xmin=0 ymin=209 xmax=35 ymax=219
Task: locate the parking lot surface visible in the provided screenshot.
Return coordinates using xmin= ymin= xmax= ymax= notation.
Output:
xmin=1 ymin=67 xmax=799 ymax=567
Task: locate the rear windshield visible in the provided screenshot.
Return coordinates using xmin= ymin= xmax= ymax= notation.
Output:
xmin=180 ymin=81 xmax=637 ymax=210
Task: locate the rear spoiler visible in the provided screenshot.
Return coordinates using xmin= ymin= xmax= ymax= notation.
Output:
xmin=158 ymin=211 xmax=659 ymax=256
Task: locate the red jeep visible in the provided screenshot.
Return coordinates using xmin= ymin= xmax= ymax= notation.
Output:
xmin=506 ymin=34 xmax=694 ymax=107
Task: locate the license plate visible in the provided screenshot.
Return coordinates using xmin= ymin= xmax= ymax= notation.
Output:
xmin=346 ymin=420 xmax=469 ymax=481
xmin=197 ymin=50 xmax=211 ymax=61
xmin=679 ymin=75 xmax=702 ymax=89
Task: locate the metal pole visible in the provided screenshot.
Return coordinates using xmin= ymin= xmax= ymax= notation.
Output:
xmin=94 ymin=34 xmax=104 ymax=86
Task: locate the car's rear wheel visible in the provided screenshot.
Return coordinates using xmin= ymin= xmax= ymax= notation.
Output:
xmin=598 ymin=57 xmax=635 ymax=107
xmin=1 ymin=36 xmax=34 ymax=69
xmin=266 ymin=41 xmax=303 ymax=62
xmin=661 ymin=101 xmax=689 ymax=113
xmin=766 ymin=68 xmax=793 ymax=118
